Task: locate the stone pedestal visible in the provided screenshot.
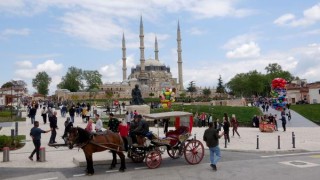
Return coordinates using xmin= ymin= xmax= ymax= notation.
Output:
xmin=126 ymin=105 xmax=150 ymax=115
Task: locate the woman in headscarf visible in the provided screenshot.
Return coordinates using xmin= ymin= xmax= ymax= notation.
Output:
xmin=118 ymin=119 xmax=129 ymax=151
xmin=85 ymin=119 xmax=93 ymax=132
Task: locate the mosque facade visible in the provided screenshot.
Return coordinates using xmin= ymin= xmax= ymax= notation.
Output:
xmin=100 ymin=16 xmax=184 ymax=99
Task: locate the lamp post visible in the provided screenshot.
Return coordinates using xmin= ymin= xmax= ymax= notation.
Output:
xmin=11 ymin=85 xmax=13 ymax=119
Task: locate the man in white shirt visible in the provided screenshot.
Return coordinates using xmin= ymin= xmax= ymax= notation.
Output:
xmin=95 ymin=114 xmax=103 ymax=132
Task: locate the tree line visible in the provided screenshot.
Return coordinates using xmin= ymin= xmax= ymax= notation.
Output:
xmin=0 ymin=67 xmax=103 ymax=97
xmin=2 ymin=63 xmax=295 ymax=99
xmin=185 ymin=63 xmax=296 ymax=99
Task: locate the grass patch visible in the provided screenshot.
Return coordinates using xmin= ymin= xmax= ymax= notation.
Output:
xmin=151 ymin=104 xmax=262 ymax=127
xmin=290 ymin=104 xmax=320 ymax=125
xmin=0 ymin=110 xmax=25 ymax=122
xmin=0 ymin=117 xmax=25 ymax=122
xmin=0 ymin=135 xmax=26 ymax=150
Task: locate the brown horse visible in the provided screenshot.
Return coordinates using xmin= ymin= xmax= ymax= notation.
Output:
xmin=67 ymin=127 xmax=126 ymax=175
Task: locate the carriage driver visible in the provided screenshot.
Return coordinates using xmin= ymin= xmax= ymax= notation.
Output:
xmin=130 ymin=114 xmax=149 ymax=146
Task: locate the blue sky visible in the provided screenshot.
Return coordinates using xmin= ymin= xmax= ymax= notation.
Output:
xmin=1 ymin=0 xmax=320 ymax=95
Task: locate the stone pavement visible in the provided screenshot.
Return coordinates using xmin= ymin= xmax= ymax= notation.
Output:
xmin=261 ymin=106 xmax=318 ymax=127
xmin=0 ymin=107 xmax=319 ymax=169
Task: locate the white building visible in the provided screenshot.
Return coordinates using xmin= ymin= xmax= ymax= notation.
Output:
xmin=308 ymin=82 xmax=320 ymax=104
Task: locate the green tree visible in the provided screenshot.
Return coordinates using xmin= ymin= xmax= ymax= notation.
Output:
xmin=202 ymin=88 xmax=211 ymax=98
xmin=1 ymin=80 xmax=27 ymax=89
xmin=1 ymin=82 xmax=14 ymax=88
xmin=226 ymin=73 xmax=247 ymax=97
xmin=186 ymin=81 xmax=197 ymax=98
xmin=105 ymin=89 xmax=114 ymax=107
xmin=83 ymin=70 xmax=103 ymax=90
xmin=227 ymin=64 xmax=296 ymax=97
xmin=32 ymin=71 xmax=52 ymax=96
xmin=265 ymin=63 xmax=282 ymax=74
xmin=57 ymin=67 xmax=83 ymax=92
xmin=216 ymin=75 xmax=225 ymax=94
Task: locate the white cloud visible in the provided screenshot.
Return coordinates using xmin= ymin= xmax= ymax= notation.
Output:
xmin=14 ymin=60 xmax=63 ymax=79
xmin=223 ymin=33 xmax=258 ymax=49
xmin=99 ymin=64 xmax=119 ymax=83
xmin=49 ymin=75 xmax=62 ymax=94
xmin=1 ymin=28 xmax=30 ymax=36
xmin=274 ymin=14 xmax=295 ymax=25
xmin=0 ymin=28 xmax=30 ymax=39
xmin=188 ymin=27 xmax=206 ymax=35
xmin=36 ymin=60 xmax=63 ymax=72
xmin=274 ymin=3 xmax=320 ymax=27
xmin=185 ymin=0 xmax=253 ymax=19
xmin=15 ymin=60 xmax=32 ymax=68
xmin=0 ymin=0 xmax=254 ymax=51
xmin=61 ymin=12 xmax=123 ymax=50
xmin=226 ymin=41 xmax=261 ymax=59
xmin=100 ymin=54 xmax=137 ymax=83
xmin=14 ymin=60 xmax=64 ymax=94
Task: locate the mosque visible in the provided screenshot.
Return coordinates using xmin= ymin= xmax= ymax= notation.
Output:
xmin=55 ymin=17 xmax=184 ymax=100
xmin=99 ymin=16 xmax=184 ymax=99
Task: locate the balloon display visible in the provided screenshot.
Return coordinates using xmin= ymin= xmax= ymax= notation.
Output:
xmin=160 ymin=88 xmax=176 ymax=108
xmin=270 ymin=78 xmax=287 ymax=111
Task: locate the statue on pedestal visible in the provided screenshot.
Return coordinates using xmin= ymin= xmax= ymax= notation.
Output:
xmin=131 ymin=84 xmax=144 ymax=105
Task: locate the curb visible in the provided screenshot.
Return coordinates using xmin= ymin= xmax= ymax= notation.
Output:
xmin=73 ymin=157 xmax=136 ymax=167
xmin=72 ymin=148 xmax=309 ymax=167
xmin=220 ymin=148 xmax=308 ymax=153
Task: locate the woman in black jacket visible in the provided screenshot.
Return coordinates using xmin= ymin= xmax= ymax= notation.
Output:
xmin=223 ymin=113 xmax=230 ymax=143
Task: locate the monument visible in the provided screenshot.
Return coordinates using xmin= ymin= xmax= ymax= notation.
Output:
xmin=131 ymin=84 xmax=144 ymax=105
xmin=127 ymin=84 xmax=150 ymax=115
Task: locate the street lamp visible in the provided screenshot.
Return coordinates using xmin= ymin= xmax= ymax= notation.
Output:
xmin=11 ymin=85 xmax=13 ymax=119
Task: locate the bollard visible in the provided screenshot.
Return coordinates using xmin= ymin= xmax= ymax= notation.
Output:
xmin=15 ymin=121 xmax=18 ymax=136
xmin=11 ymin=129 xmax=15 ymax=139
xmin=3 ymin=147 xmax=10 ymax=162
xmin=292 ymin=132 xmax=296 ymax=148
xmin=256 ymin=135 xmax=259 ymax=149
xmin=39 ymin=147 xmax=46 ymax=162
xmin=224 ymin=135 xmax=227 ymax=148
xmin=278 ymin=135 xmax=281 ymax=149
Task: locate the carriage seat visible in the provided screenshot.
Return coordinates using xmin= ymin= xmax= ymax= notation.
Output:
xmin=165 ymin=126 xmax=189 ymax=140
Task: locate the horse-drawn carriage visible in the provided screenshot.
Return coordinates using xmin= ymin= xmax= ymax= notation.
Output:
xmin=127 ymin=111 xmax=204 ymax=169
xmin=51 ymin=111 xmax=204 ymax=175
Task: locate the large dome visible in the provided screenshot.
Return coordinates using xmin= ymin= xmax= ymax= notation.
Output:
xmin=145 ymin=58 xmax=164 ymax=66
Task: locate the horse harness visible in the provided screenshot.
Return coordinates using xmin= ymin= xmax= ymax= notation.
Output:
xmin=75 ymin=129 xmax=124 ymax=152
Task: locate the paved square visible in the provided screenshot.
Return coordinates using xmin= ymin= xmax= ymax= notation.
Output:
xmin=279 ymin=160 xmax=319 ymax=168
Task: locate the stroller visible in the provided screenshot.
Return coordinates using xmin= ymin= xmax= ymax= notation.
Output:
xmin=62 ymin=117 xmax=73 ymax=144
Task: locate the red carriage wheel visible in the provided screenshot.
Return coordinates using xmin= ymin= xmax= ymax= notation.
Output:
xmin=128 ymin=149 xmax=146 ymax=163
xmin=184 ymin=140 xmax=204 ymax=165
xmin=131 ymin=153 xmax=145 ymax=163
xmin=167 ymin=142 xmax=184 ymax=159
xmin=145 ymin=150 xmax=162 ymax=169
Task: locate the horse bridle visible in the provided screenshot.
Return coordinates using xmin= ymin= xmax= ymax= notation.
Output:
xmin=68 ymin=129 xmax=82 ymax=149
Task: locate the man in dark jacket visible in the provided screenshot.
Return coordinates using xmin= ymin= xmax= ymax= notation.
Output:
xmin=280 ymin=114 xmax=287 ymax=132
xmin=29 ymin=121 xmax=50 ymax=161
xmin=203 ymin=122 xmax=223 ymax=171
xmin=49 ymin=111 xmax=58 ymax=144
xmin=69 ymin=105 xmax=76 ymax=123
xmin=29 ymin=105 xmax=37 ymax=124
xmin=130 ymin=115 xmax=149 ymax=145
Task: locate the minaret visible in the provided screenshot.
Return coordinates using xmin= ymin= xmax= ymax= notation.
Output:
xmin=122 ymin=33 xmax=127 ymax=81
xmin=139 ymin=16 xmax=147 ymax=83
xmin=155 ymin=36 xmax=159 ymax=61
xmin=177 ymin=20 xmax=184 ymax=90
